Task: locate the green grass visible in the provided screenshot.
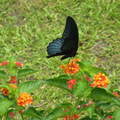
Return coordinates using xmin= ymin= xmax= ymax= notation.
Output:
xmin=0 ymin=0 xmax=120 ymax=114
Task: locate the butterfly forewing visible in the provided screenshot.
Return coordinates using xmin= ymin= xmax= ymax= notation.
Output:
xmin=61 ymin=16 xmax=78 ymax=54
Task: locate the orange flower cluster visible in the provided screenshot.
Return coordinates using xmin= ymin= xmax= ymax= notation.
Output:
xmin=1 ymin=84 xmax=17 ymax=96
xmin=17 ymin=92 xmax=33 ymax=107
xmin=0 ymin=61 xmax=9 ymax=66
xmin=90 ymin=73 xmax=109 ymax=88
xmin=67 ymin=79 xmax=76 ymax=89
xmin=14 ymin=62 xmax=24 ymax=66
xmin=61 ymin=58 xmax=80 ymax=75
xmin=63 ymin=114 xmax=79 ymax=120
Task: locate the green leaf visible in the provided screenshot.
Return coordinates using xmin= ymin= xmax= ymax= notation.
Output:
xmin=76 ymin=104 xmax=93 ymax=114
xmin=0 ymin=70 xmax=8 ymax=78
xmin=114 ymin=109 xmax=120 ymax=120
xmin=89 ymin=67 xmax=107 ymax=77
xmin=5 ymin=109 xmax=15 ymax=120
xmin=80 ymin=115 xmax=98 ymax=120
xmin=43 ymin=75 xmax=72 ymax=93
xmin=73 ymin=79 xmax=91 ymax=96
xmin=56 ymin=103 xmax=72 ymax=109
xmin=0 ymin=84 xmax=12 ymax=91
xmin=17 ymin=69 xmax=37 ymax=77
xmin=100 ymin=103 xmax=114 ymax=111
xmin=45 ymin=108 xmax=65 ymax=120
xmin=86 ymin=106 xmax=95 ymax=118
xmin=19 ymin=81 xmax=42 ymax=93
xmin=0 ymin=99 xmax=14 ymax=115
xmin=89 ymin=88 xmax=120 ymax=106
xmin=81 ymin=60 xmax=92 ymax=67
xmin=22 ymin=107 xmax=43 ymax=119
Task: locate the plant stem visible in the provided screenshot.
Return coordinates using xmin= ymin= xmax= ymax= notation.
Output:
xmin=70 ymin=95 xmax=81 ymax=116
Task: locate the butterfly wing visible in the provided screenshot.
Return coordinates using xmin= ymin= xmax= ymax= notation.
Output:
xmin=61 ymin=16 xmax=79 ymax=60
xmin=47 ymin=38 xmax=64 ymax=58
xmin=47 ymin=16 xmax=79 ymax=60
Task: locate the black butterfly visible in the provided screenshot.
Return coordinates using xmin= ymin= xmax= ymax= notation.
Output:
xmin=47 ymin=16 xmax=79 ymax=60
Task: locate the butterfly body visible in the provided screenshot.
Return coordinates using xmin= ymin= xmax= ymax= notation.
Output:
xmin=47 ymin=16 xmax=79 ymax=60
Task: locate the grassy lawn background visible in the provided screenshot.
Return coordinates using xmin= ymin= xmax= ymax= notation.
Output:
xmin=0 ymin=0 xmax=120 ymax=113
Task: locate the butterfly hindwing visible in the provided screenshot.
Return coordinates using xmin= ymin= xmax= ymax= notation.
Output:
xmin=47 ymin=38 xmax=64 ymax=58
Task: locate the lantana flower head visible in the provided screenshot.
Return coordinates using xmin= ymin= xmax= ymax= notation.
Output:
xmin=14 ymin=62 xmax=24 ymax=67
xmin=61 ymin=58 xmax=80 ymax=75
xmin=90 ymin=73 xmax=109 ymax=88
xmin=17 ymin=92 xmax=33 ymax=107
xmin=0 ymin=61 xmax=9 ymax=66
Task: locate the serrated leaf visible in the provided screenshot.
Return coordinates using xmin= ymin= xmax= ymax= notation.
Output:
xmin=19 ymin=81 xmax=42 ymax=93
xmin=80 ymin=115 xmax=98 ymax=120
xmin=43 ymin=75 xmax=72 ymax=92
xmin=76 ymin=104 xmax=93 ymax=113
xmin=5 ymin=109 xmax=15 ymax=120
xmin=22 ymin=107 xmax=43 ymax=119
xmin=56 ymin=103 xmax=72 ymax=108
xmin=45 ymin=108 xmax=64 ymax=120
xmin=89 ymin=67 xmax=107 ymax=76
xmin=89 ymin=88 xmax=120 ymax=106
xmin=113 ymin=109 xmax=120 ymax=120
xmin=17 ymin=69 xmax=37 ymax=77
xmin=81 ymin=60 xmax=92 ymax=67
xmin=0 ymin=70 xmax=8 ymax=78
xmin=86 ymin=106 xmax=95 ymax=118
xmin=0 ymin=99 xmax=14 ymax=115
xmin=100 ymin=103 xmax=114 ymax=111
xmin=73 ymin=79 xmax=90 ymax=96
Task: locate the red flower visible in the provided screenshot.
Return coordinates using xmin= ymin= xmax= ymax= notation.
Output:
xmin=14 ymin=62 xmax=24 ymax=66
xmin=18 ymin=110 xmax=23 ymax=114
xmin=67 ymin=79 xmax=77 ymax=89
xmin=74 ymin=114 xmax=79 ymax=119
xmin=107 ymin=116 xmax=114 ymax=119
xmin=1 ymin=88 xmax=9 ymax=96
xmin=10 ymin=76 xmax=18 ymax=84
xmin=83 ymin=104 xmax=88 ymax=107
xmin=0 ymin=61 xmax=9 ymax=66
xmin=113 ymin=92 xmax=119 ymax=98
xmin=86 ymin=77 xmax=92 ymax=82
xmin=10 ymin=112 xmax=14 ymax=118
xmin=63 ymin=114 xmax=79 ymax=120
